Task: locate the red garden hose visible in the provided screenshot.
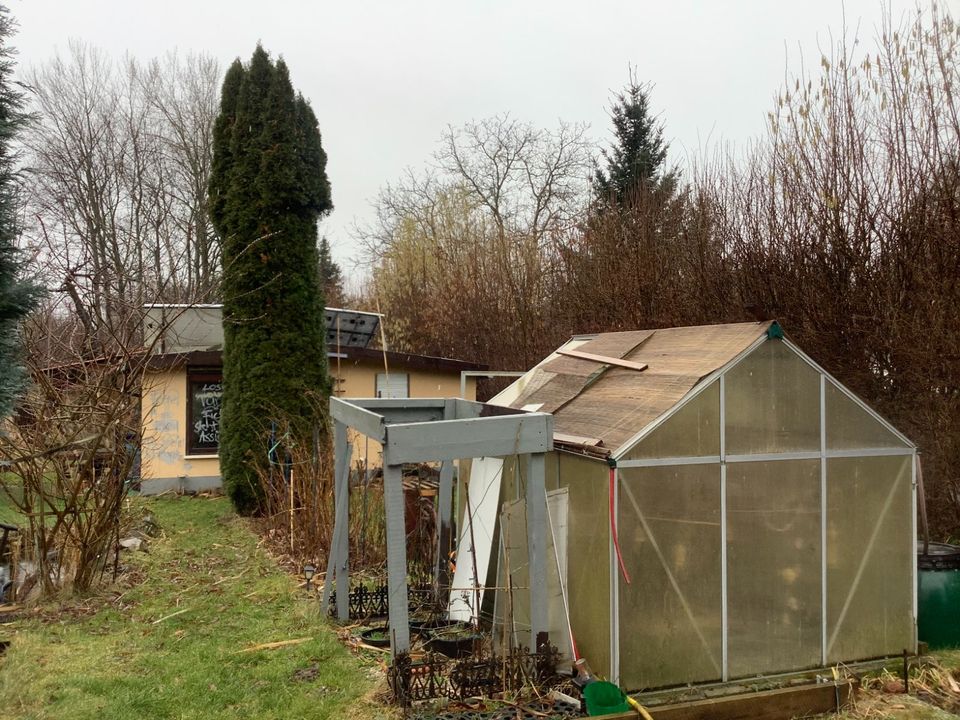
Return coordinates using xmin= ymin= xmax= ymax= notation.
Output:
xmin=609 ymin=465 xmax=631 ymax=585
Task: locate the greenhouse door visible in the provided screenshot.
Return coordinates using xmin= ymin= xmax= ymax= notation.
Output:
xmin=725 ymin=460 xmax=822 ymax=678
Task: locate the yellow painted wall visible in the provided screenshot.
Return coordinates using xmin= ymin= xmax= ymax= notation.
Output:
xmin=140 ymin=359 xmax=477 ymax=486
xmin=331 ymin=359 xmax=474 ymax=400
xmin=141 ymin=368 xmax=221 ymax=486
xmin=331 ymin=359 xmax=477 ymax=468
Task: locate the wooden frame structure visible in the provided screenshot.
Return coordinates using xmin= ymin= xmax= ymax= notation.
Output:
xmin=321 ymin=397 xmax=554 ymax=658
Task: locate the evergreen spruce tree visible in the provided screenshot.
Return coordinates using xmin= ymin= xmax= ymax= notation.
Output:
xmin=317 ymin=236 xmax=343 ymax=306
xmin=594 ymin=72 xmax=676 ymax=206
xmin=209 ymin=46 xmax=332 ymax=515
xmin=0 ymin=7 xmax=39 ymax=417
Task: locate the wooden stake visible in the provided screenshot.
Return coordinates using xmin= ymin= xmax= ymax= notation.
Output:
xmin=152 ymin=608 xmax=190 ymax=624
xmin=289 ymin=464 xmax=295 ymax=556
xmin=234 ymin=637 xmax=311 ymax=653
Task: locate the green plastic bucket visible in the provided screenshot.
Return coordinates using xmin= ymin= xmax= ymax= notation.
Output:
xmin=583 ymin=681 xmax=631 ymax=716
xmin=918 ymin=541 xmax=960 ymax=649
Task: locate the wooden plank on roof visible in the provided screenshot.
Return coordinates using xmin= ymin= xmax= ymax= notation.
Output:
xmin=513 ymin=372 xmax=589 ymax=414
xmin=540 ymin=354 xmax=604 ymax=377
xmin=578 ymin=329 xmax=654 ymax=358
xmin=553 ymin=431 xmax=604 ymax=447
xmin=556 ymin=348 xmax=649 ymax=371
xmin=541 ymin=329 xmax=654 ymax=377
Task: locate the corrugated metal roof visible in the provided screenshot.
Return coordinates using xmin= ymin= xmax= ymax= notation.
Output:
xmin=503 ymin=321 xmax=773 ymax=454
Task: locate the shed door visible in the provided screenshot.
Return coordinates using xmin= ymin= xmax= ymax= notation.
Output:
xmin=725 ymin=460 xmax=822 ymax=678
xmin=375 ymin=372 xmax=408 ymax=399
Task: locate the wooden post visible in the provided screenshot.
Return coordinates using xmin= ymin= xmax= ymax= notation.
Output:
xmin=526 ymin=452 xmax=548 ymax=646
xmin=435 ymin=459 xmax=454 ymax=592
xmin=321 ymin=421 xmax=351 ymax=620
xmin=334 ymin=435 xmax=352 ymax=622
xmin=383 ymin=456 xmax=411 ymax=655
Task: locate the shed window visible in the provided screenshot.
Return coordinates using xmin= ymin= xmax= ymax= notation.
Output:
xmin=187 ymin=370 xmax=222 ymax=455
xmin=376 ymin=372 xmax=409 ymax=399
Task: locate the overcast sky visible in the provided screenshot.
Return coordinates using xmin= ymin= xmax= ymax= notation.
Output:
xmin=10 ymin=0 xmax=949 ymax=280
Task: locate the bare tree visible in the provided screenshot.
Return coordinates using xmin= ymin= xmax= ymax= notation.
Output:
xmin=363 ymin=115 xmax=593 ymax=369
xmin=0 ymin=293 xmax=203 ymax=597
xmin=138 ymin=52 xmax=221 ymax=295
xmin=21 ymin=42 xmax=221 ymax=351
xmin=0 ymin=43 xmax=226 ymax=596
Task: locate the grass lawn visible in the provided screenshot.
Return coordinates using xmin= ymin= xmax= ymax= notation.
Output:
xmin=3 ymin=494 xmax=960 ymax=720
xmin=0 ymin=496 xmax=388 ymax=720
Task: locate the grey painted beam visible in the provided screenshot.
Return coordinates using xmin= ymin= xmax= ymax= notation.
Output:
xmin=453 ymin=399 xmax=483 ymax=419
xmin=329 ymin=398 xmax=385 ymax=442
xmin=435 ymin=460 xmax=455 ymax=592
xmin=335 ymin=431 xmax=352 ymax=621
xmin=334 ymin=397 xmax=446 ymax=426
xmin=385 ymin=413 xmax=553 ymax=464
xmin=453 ymin=398 xmax=528 ymax=420
xmin=526 ymin=452 xmax=548 ymax=646
xmin=383 ymin=459 xmax=411 ymax=656
xmin=348 ymin=398 xmax=447 ymax=410
xmin=375 ymin=407 xmax=447 ymax=425
xmin=322 ymin=421 xmax=350 ymax=616
xmin=443 ymin=398 xmax=458 ymax=421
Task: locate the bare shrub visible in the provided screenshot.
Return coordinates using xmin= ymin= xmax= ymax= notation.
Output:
xmin=251 ymin=411 xmax=387 ymax=578
xmin=704 ymin=4 xmax=960 ymax=534
xmin=0 ymin=298 xmax=165 ymax=597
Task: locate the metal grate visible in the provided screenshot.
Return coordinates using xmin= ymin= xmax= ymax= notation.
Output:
xmin=389 ymin=643 xmax=561 ymax=706
xmin=410 ymin=702 xmax=582 ymax=720
xmin=328 ymin=583 xmax=437 ymax=620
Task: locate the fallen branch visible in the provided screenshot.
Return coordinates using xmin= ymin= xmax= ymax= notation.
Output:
xmin=212 ymin=568 xmax=249 ymax=586
xmin=152 ymin=608 xmax=190 ymax=624
xmin=234 ymin=637 xmax=311 ymax=653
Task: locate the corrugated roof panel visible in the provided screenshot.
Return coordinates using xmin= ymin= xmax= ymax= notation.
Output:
xmin=502 ymin=321 xmax=771 ymax=453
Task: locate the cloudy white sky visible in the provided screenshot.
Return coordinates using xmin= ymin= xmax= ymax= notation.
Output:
xmin=9 ymin=0 xmax=949 ymax=279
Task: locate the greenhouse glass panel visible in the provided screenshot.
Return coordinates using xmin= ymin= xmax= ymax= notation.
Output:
xmin=724 ymin=341 xmax=820 ymax=455
xmin=617 ymin=464 xmax=722 ymax=690
xmin=559 ymin=454 xmax=611 ymax=675
xmin=491 ymin=490 xmax=571 ymax=664
xmin=727 ymin=460 xmax=822 ymax=677
xmin=825 ymin=381 xmax=909 ymax=450
xmin=623 ymin=381 xmax=720 ymax=460
xmin=516 ymin=451 xmax=562 ymax=494
xmin=500 ymin=455 xmax=520 ymax=503
xmin=826 ymin=455 xmax=913 ymax=663
xmin=494 ymin=498 xmax=530 ymax=651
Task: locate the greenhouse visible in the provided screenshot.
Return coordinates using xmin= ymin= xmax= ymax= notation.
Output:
xmin=456 ymin=320 xmax=916 ymax=692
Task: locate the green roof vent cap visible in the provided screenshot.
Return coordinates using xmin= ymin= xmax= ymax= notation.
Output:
xmin=767 ymin=321 xmax=784 ymax=339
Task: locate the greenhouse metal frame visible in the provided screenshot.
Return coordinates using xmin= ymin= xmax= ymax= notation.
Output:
xmin=607 ymin=335 xmax=916 ymax=687
xmin=479 ymin=323 xmax=917 ymax=692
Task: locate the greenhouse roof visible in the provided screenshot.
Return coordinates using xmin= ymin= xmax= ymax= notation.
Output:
xmin=500 ymin=320 xmax=774 ymax=455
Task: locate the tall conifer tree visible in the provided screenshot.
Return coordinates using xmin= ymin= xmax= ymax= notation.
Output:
xmin=0 ymin=7 xmax=39 ymax=416
xmin=317 ymin=237 xmax=343 ymax=306
xmin=594 ymin=72 xmax=676 ymax=206
xmin=209 ymin=46 xmax=332 ymax=515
